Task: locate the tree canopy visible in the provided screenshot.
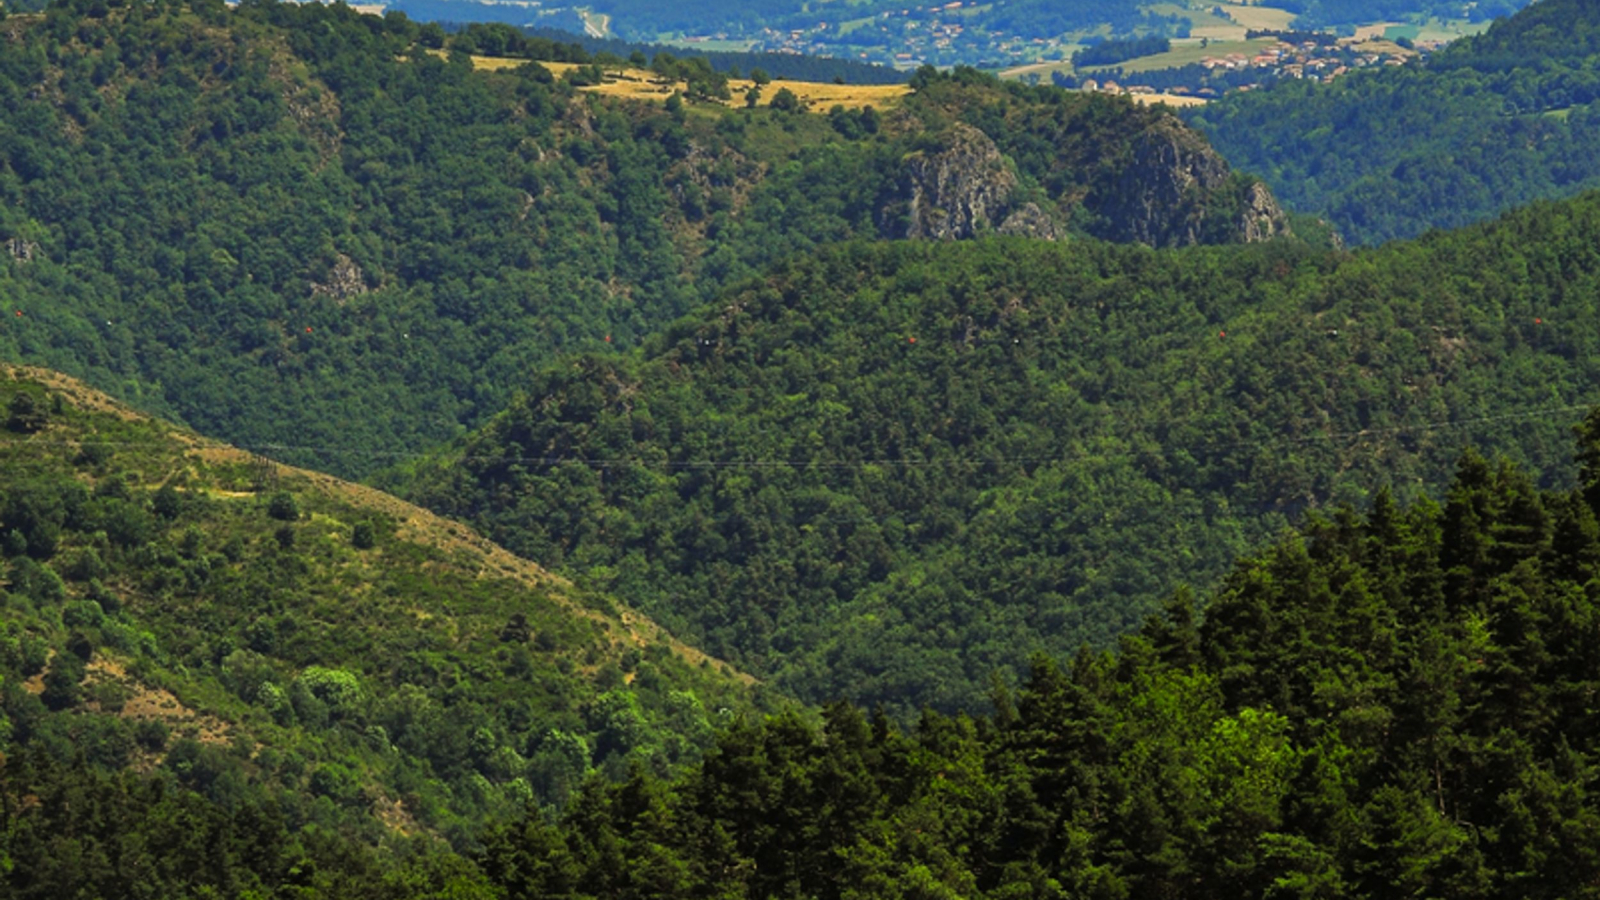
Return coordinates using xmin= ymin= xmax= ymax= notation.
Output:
xmin=391 ymin=187 xmax=1600 ymax=716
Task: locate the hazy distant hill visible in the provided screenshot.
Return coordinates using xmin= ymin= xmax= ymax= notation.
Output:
xmin=381 ymin=0 xmax=1534 ymax=48
xmin=1191 ymin=0 xmax=1600 ymax=244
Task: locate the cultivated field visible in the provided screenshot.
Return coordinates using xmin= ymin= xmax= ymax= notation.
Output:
xmin=997 ymin=50 xmax=1086 ymax=82
xmin=1147 ymin=2 xmax=1297 ymax=41
xmin=1081 ymin=37 xmax=1277 ymax=73
xmin=1211 ymin=2 xmax=1297 ymax=31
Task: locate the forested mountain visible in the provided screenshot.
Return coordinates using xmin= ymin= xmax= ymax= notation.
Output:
xmin=17 ymin=397 xmax=1600 ymax=897
xmin=0 ymin=0 xmax=1275 ymax=479
xmin=1190 ymin=0 xmax=1600 ymax=244
xmin=391 ymin=188 xmax=1600 ymax=717
xmin=0 ymin=365 xmax=763 ymax=856
xmin=470 ymin=421 xmax=1600 ymax=899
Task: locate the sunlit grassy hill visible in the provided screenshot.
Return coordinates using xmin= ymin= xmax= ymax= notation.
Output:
xmin=0 ymin=364 xmax=763 ymax=845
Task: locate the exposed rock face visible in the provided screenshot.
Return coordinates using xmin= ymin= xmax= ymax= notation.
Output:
xmin=1237 ymin=180 xmax=1288 ymax=243
xmin=1090 ymin=121 xmax=1290 ymax=247
xmin=312 ymin=254 xmax=368 ymax=302
xmin=6 ymin=237 xmax=38 ymax=263
xmin=877 ymin=123 xmax=1056 ymax=241
xmin=997 ymin=202 xmax=1060 ymax=241
xmin=872 ymin=114 xmax=1286 ymax=248
xmin=870 ymin=100 xmax=1292 ymax=245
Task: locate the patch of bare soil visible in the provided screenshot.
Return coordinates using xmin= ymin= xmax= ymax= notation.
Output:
xmin=87 ymin=657 xmax=239 ymax=748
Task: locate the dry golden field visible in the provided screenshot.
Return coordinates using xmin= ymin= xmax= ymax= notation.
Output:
xmin=478 ymin=57 xmax=911 ymax=112
xmin=1127 ymin=92 xmax=1209 ymax=108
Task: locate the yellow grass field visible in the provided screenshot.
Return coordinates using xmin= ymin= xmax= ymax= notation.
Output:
xmin=1127 ymin=92 xmax=1209 ymax=108
xmin=477 ymin=57 xmax=911 ymax=112
xmin=1349 ymin=38 xmax=1420 ymax=58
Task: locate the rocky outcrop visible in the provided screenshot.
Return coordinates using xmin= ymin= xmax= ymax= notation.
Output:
xmin=312 ymin=254 xmax=368 ymax=302
xmin=1237 ymin=180 xmax=1288 ymax=243
xmin=877 ymin=124 xmax=1058 ymax=241
xmin=997 ymin=202 xmax=1060 ymax=241
xmin=6 ymin=237 xmax=39 ymax=263
xmin=870 ymin=111 xmax=1286 ymax=248
xmin=1089 ymin=119 xmax=1290 ymax=247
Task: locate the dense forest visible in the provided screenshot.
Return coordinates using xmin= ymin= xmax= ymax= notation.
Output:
xmin=0 ymin=367 xmax=762 ymax=852
xmin=16 ymin=384 xmax=1600 ymax=897
xmin=0 ymin=0 xmax=1271 ymax=480
xmin=0 ymin=0 xmax=701 ymax=474
xmin=465 ymin=420 xmax=1600 ymax=899
xmin=1072 ymin=36 xmax=1172 ymax=69
xmin=1191 ymin=0 xmax=1600 ymax=244
xmin=3 ymin=0 xmax=1600 ymax=891
xmin=390 ymin=186 xmax=1600 ymax=717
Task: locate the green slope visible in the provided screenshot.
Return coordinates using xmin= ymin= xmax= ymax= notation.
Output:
xmin=0 ymin=0 xmax=1274 ymax=480
xmin=0 ymin=365 xmax=763 ymax=848
xmin=470 ymin=419 xmax=1600 ymax=900
xmin=17 ymin=372 xmax=1600 ymax=900
xmin=390 ymin=189 xmax=1600 ymax=716
xmin=1189 ymin=0 xmax=1600 ymax=245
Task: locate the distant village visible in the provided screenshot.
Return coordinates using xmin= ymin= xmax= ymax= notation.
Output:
xmin=679 ymin=1 xmax=1072 ymax=70
xmin=670 ymin=2 xmax=1437 ymax=95
xmin=1077 ymin=35 xmax=1428 ymax=101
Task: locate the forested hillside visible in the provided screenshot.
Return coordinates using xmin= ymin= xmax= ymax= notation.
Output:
xmin=392 ymin=188 xmax=1600 ymax=716
xmin=0 ymin=366 xmax=762 ymax=856
xmin=0 ymin=0 xmax=1274 ymax=478
xmin=17 ymin=401 xmax=1600 ymax=897
xmin=468 ymin=421 xmax=1600 ymax=899
xmin=1191 ymin=0 xmax=1600 ymax=244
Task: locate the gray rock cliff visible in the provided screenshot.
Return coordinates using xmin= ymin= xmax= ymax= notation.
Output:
xmin=876 ymin=124 xmax=1057 ymax=241
xmin=872 ymin=111 xmax=1288 ymax=247
xmin=1090 ymin=119 xmax=1290 ymax=247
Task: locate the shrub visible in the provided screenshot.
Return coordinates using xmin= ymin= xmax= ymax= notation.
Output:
xmin=267 ymin=491 xmax=299 ymax=521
